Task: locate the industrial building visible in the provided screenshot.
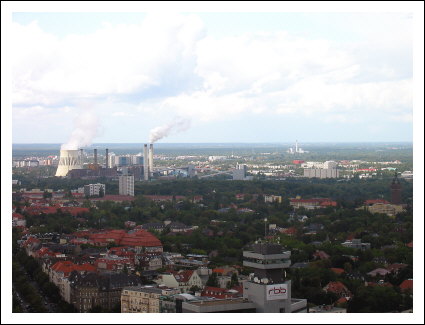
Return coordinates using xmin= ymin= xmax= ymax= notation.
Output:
xmin=55 ymin=149 xmax=83 ymax=177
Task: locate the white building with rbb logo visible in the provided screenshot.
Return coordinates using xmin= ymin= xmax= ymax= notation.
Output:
xmin=242 ymin=242 xmax=307 ymax=313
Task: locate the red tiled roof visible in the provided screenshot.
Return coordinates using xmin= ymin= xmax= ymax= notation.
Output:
xmin=172 ymin=270 xmax=194 ymax=283
xmin=144 ymin=195 xmax=186 ymax=201
xmin=119 ymin=230 xmax=162 ymax=247
xmin=12 ymin=213 xmax=25 ymax=220
xmin=335 ymin=297 xmax=348 ymax=305
xmin=324 ymin=281 xmax=351 ymax=295
xmin=280 ymin=227 xmax=297 ymax=235
xmin=364 ymin=199 xmax=390 ymax=205
xmin=51 ymin=261 xmax=96 ymax=277
xmin=387 ymin=263 xmax=408 ymax=273
xmin=330 ymin=268 xmax=345 ymax=275
xmin=59 ymin=207 xmax=90 ymax=216
xmin=22 ymin=237 xmax=40 ymax=247
xmin=201 ymin=286 xmax=240 ymax=299
xmin=25 ymin=206 xmax=58 ymax=215
xmin=212 ymin=268 xmax=225 ymax=275
xmin=90 ymin=195 xmax=136 ymax=202
xmin=313 ymin=250 xmax=330 ymax=260
xmin=399 ymin=279 xmax=413 ymax=290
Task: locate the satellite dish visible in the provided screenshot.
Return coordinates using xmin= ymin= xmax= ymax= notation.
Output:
xmin=254 ymin=277 xmax=259 ymax=283
xmin=262 ymin=278 xmax=269 ymax=284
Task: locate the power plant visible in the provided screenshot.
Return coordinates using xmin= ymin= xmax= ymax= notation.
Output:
xmin=55 ymin=149 xmax=83 ymax=177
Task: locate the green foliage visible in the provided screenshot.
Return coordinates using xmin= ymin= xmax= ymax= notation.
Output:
xmin=347 ymin=286 xmax=403 ymax=313
xmin=206 ymin=272 xmax=219 ymax=287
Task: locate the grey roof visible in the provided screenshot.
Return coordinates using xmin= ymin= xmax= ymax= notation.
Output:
xmin=69 ymin=271 xmax=142 ymax=291
xmin=291 ymin=262 xmax=309 ymax=269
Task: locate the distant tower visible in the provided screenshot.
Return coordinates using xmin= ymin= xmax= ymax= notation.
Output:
xmin=143 ymin=144 xmax=149 ymax=181
xmin=390 ymin=172 xmax=402 ymax=204
xmin=295 ymin=140 xmax=298 ymax=153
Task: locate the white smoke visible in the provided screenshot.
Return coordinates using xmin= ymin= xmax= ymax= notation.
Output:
xmin=149 ymin=117 xmax=191 ymax=143
xmin=61 ymin=111 xmax=100 ymax=150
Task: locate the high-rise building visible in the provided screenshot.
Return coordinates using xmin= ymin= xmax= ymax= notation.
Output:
xmin=390 ymin=173 xmax=402 ymax=204
xmin=119 ymin=175 xmax=134 ymax=196
xmin=243 ymin=242 xmax=299 ymax=313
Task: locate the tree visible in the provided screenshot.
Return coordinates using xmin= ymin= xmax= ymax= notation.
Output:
xmin=206 ymin=272 xmax=219 ymax=287
xmin=99 ymin=187 xmax=105 ymax=198
xmin=43 ymin=191 xmax=52 ymax=199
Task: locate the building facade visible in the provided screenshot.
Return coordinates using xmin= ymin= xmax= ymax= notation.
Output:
xmin=119 ymin=175 xmax=134 ymax=196
xmin=83 ymin=183 xmax=105 ymax=197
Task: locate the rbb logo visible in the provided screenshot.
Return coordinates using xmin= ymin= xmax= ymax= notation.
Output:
xmin=268 ymin=287 xmax=287 ymax=295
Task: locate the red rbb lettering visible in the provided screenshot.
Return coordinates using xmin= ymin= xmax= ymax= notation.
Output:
xmin=269 ymin=287 xmax=287 ymax=295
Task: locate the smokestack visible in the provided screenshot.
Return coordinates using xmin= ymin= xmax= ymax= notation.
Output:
xmin=149 ymin=143 xmax=154 ymax=177
xmin=143 ymin=144 xmax=149 ymax=181
xmin=80 ymin=149 xmax=84 ymax=165
xmin=55 ymin=149 xmax=83 ymax=177
xmin=94 ymin=149 xmax=98 ymax=165
xmin=105 ymin=149 xmax=109 ymax=168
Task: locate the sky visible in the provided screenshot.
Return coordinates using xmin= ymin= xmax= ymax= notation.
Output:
xmin=9 ymin=10 xmax=416 ymax=147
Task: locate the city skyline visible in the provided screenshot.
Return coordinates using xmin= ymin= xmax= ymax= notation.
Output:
xmin=10 ymin=10 xmax=416 ymax=145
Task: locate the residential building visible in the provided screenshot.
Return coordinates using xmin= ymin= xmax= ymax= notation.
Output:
xmin=323 ymin=281 xmax=353 ymax=299
xmin=119 ymin=174 xmax=134 ymax=196
xmin=303 ymin=168 xmax=340 ymax=179
xmin=155 ymin=270 xmax=203 ymax=293
xmin=83 ymin=183 xmax=105 ymax=197
xmin=121 ymin=286 xmax=162 ymax=313
xmin=264 ymin=195 xmax=282 ymax=204
xmin=289 ymin=198 xmax=337 ymax=210
xmin=69 ymin=272 xmax=142 ymax=312
xmin=341 ymin=239 xmax=371 ymax=250
xmin=12 ymin=213 xmax=26 ymax=227
xmin=362 ymin=202 xmax=405 ymax=217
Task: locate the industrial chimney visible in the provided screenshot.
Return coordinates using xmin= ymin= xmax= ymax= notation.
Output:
xmin=105 ymin=148 xmax=109 ymax=168
xmin=55 ymin=149 xmax=83 ymax=177
xmin=94 ymin=149 xmax=98 ymax=165
xmin=149 ymin=143 xmax=154 ymax=177
xmin=143 ymin=144 xmax=149 ymax=181
xmin=80 ymin=148 xmax=84 ymax=165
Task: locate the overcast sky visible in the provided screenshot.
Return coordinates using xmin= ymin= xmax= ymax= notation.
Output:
xmin=11 ymin=11 xmax=414 ymax=145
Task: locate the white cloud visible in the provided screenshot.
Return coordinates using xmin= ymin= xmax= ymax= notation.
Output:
xmin=12 ymin=13 xmax=413 ymax=142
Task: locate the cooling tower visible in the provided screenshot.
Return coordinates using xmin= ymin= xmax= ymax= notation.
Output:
xmin=143 ymin=144 xmax=149 ymax=181
xmin=149 ymin=143 xmax=154 ymax=177
xmin=55 ymin=149 xmax=83 ymax=177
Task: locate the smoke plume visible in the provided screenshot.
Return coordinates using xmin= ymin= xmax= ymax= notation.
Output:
xmin=149 ymin=117 xmax=191 ymax=143
xmin=61 ymin=111 xmax=100 ymax=150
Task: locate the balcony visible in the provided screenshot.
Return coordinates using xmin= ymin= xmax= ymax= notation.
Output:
xmin=243 ymin=260 xmax=291 ymax=269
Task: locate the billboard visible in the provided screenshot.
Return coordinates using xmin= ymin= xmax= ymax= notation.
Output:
xmin=266 ymin=284 xmax=288 ymax=300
